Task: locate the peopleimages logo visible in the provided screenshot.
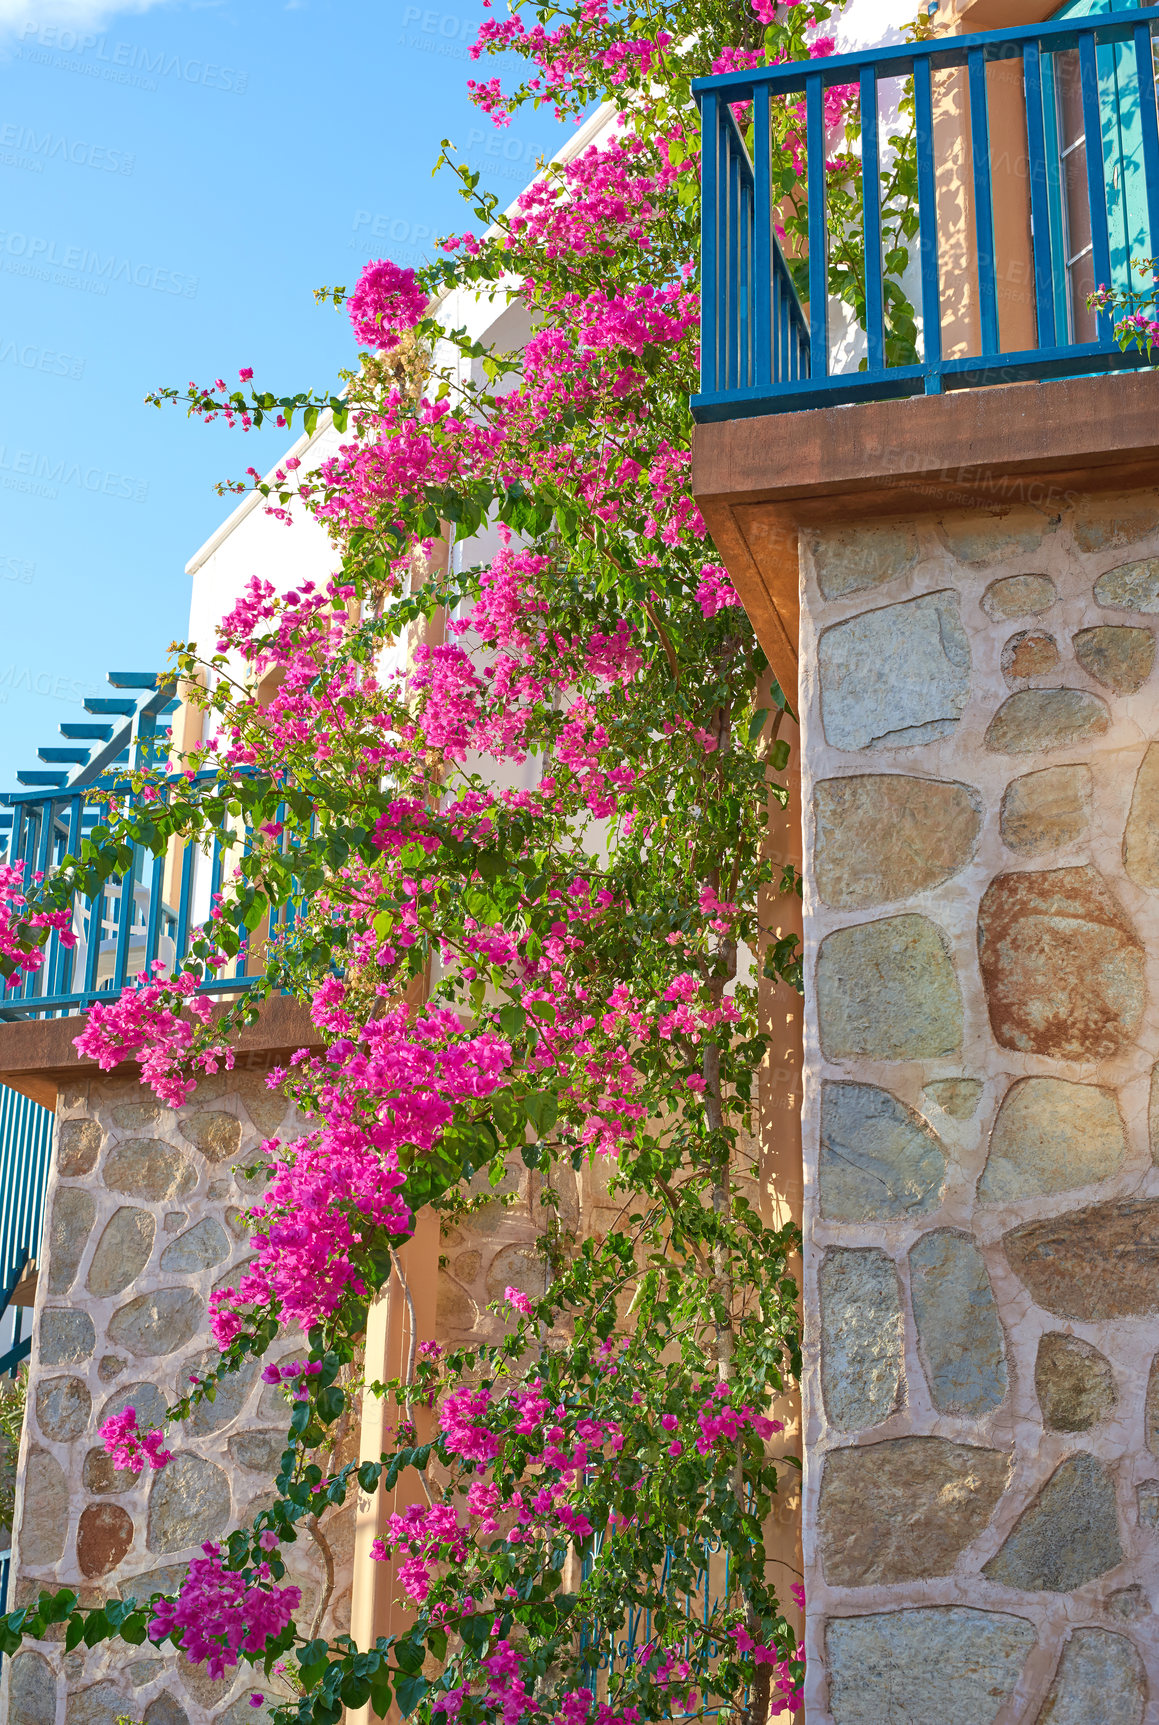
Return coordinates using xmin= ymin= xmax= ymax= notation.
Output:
xmin=0 ymin=665 xmax=103 ymax=706
xmin=0 ymin=557 xmax=34 ymax=585
xmin=0 ymin=446 xmax=148 ymax=503
xmin=0 ymin=232 xmax=197 ymax=298
xmin=0 ymin=338 xmax=85 ymax=380
xmin=0 ymin=122 xmax=135 ymax=176
xmin=15 ymin=22 xmax=248 ymax=94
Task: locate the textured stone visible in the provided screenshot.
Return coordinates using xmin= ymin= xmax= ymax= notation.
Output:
xmin=76 ymin=1501 xmax=134 ymax=1578
xmin=1001 ymin=630 xmax=1059 ymax=685
xmin=1034 ymin=1629 xmax=1145 ymax=1724
xmin=178 ymin=1110 xmax=242 ymax=1163
xmin=228 ymin=1429 xmax=287 ymax=1474
xmin=1075 ymin=491 xmax=1159 ymax=552
xmin=485 ymin=1243 xmax=546 ymax=1303
xmin=174 ymin=1660 xmax=234 ymax=1709
xmin=224 ymin=1206 xmax=248 ymax=1239
xmin=111 ymin=1098 xmax=163 ymax=1130
xmin=910 ymin=1231 xmax=1007 ymax=1416
xmin=984 ymin=688 xmax=1110 ymax=754
xmin=1124 ymin=742 xmax=1159 ymax=889
xmin=1094 ymin=555 xmax=1159 ymax=611
xmin=819 ymin=1438 xmax=1010 ymax=1586
xmin=158 ymin=1217 xmax=230 ymax=1274
xmin=983 ymin=1452 xmax=1122 ymax=1590
xmin=1005 ymin=1200 xmax=1159 ymax=1319
xmin=941 ymin=507 xmax=1053 ymax=565
xmin=97 ymin=1355 xmax=125 ymax=1383
xmin=20 ymin=1448 xmax=68 ymax=1565
xmin=147 ymin=1452 xmax=231 ymax=1554
xmin=1145 ymin=1354 xmax=1159 ymax=1456
xmin=1037 ymin=1333 xmax=1116 ymax=1433
xmin=826 ymin=1608 xmax=1035 ymax=1725
xmin=83 ymin=1444 xmax=138 ymax=1493
xmin=819 ymin=1082 xmax=946 ymax=1222
xmin=1000 ymin=765 xmax=1092 ymax=856
xmin=813 ymin=775 xmax=982 ymax=909
xmin=164 ymin=1211 xmax=187 ymax=1233
xmin=126 ymin=1661 xmax=164 ymax=1689
xmin=977 ymin=867 xmax=1145 ymax=1060
xmin=87 ymin=1205 xmax=156 ymax=1298
xmin=1107 ymin=1585 xmax=1149 ymax=1620
xmin=1074 ymin=624 xmax=1155 ymax=693
xmin=57 ymin=1116 xmax=102 ymax=1177
xmin=818 ymin=590 xmax=971 ymax=750
xmin=47 ymin=1186 xmax=95 ymax=1295
xmin=186 ymin=1350 xmax=261 ymax=1436
xmin=817 ymin=915 xmax=962 ymax=1061
xmin=143 ymin=1695 xmax=191 ymax=1725
xmin=1138 ymin=1480 xmax=1159 ymax=1528
xmin=809 ymin=523 xmax=920 ymax=601
xmin=437 ymin=1277 xmax=478 ymax=1334
xmin=982 ymin=573 xmax=1057 ymax=620
xmin=233 ymin=1071 xmax=289 ymax=1137
xmin=104 ymin=1139 xmax=197 ymax=1202
xmin=35 ymin=1374 xmax=91 ymax=1442
xmin=10 ymin=1652 xmax=58 ymax=1725
xmin=979 ymin=1077 xmax=1127 ymax=1203
xmin=67 ymin=1683 xmax=134 ymax=1725
xmin=99 ymin=1379 xmax=168 ymax=1430
xmin=923 ymin=1077 xmax=983 ymax=1119
xmin=107 ymin=1288 xmax=203 ymax=1358
xmin=40 ymin=1308 xmax=95 ymax=1364
xmin=218 ymin=1695 xmax=275 ymax=1725
xmin=819 ymin=1248 xmax=903 ymax=1432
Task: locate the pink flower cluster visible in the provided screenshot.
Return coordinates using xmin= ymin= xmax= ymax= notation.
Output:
xmin=348 ymin=258 xmax=429 ymax=351
xmin=100 ymin=1407 xmax=173 ymax=1472
xmin=73 ymin=964 xmax=232 ymax=1108
xmin=149 ymin=1543 xmax=301 ymax=1679
xmin=0 ymin=863 xmax=75 ymax=986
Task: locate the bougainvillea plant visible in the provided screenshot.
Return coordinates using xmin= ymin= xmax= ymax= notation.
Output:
xmin=0 ymin=3 xmax=921 ymax=1721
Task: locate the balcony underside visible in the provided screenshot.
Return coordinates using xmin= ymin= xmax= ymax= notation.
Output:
xmin=691 ymin=369 xmax=1159 ymax=704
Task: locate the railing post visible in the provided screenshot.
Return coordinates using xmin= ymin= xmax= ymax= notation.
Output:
xmin=1023 ymin=39 xmax=1058 ymax=350
xmin=968 ymin=45 xmax=1000 ymax=356
xmin=913 ymin=57 xmax=943 ymax=393
xmin=700 ymin=89 xmax=720 ymax=399
xmin=1134 ymin=22 xmax=1159 ymax=288
xmin=753 ymin=84 xmax=773 ymax=390
xmin=860 ymin=64 xmax=885 ymax=374
xmin=806 ymin=71 xmax=829 ymax=383
xmin=1080 ymin=28 xmax=1115 ymax=342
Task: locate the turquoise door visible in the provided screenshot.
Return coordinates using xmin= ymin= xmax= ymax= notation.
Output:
xmin=1044 ymin=0 xmax=1156 ymax=342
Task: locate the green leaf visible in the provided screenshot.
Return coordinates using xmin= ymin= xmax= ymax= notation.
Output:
xmin=768 ymin=738 xmax=790 ymax=771
xmin=459 ymin=1613 xmax=493 ymax=1653
xmin=747 ymin=707 xmax=769 ymax=744
xmin=394 ymin=1675 xmax=429 ymax=1716
xmin=528 ymin=999 xmax=556 ymax=1025
xmin=524 ymin=1092 xmax=558 ymax=1134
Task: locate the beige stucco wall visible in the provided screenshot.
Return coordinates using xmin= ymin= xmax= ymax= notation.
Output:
xmin=798 ymin=488 xmax=1159 ymax=1722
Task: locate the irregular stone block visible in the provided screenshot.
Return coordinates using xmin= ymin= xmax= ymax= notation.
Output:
xmin=99 ymin=1379 xmax=168 ymax=1431
xmin=982 ymin=573 xmax=1057 ymax=621
xmin=19 ymin=1448 xmax=68 ymax=1566
xmin=185 ymin=1351 xmax=261 ymax=1436
xmin=977 ymin=867 xmax=1144 ymax=1060
xmin=1124 ymin=742 xmax=1159 ymax=889
xmin=104 ymin=1139 xmax=197 ymax=1203
xmin=40 ymin=1308 xmax=95 ymax=1365
xmin=1000 ymin=765 xmax=1092 ymax=856
xmin=87 ymin=1206 xmax=156 ymax=1298
xmin=1138 ymin=1480 xmax=1159 ymax=1528
xmin=1145 ymin=1354 xmax=1159 ymax=1456
xmin=97 ymin=1355 xmax=125 ymax=1383
xmin=67 ymin=1682 xmax=134 ymax=1725
xmin=1073 ymin=624 xmax=1155 ymax=693
xmin=818 ymin=591 xmax=971 ymax=751
xmin=1094 ymin=555 xmax=1159 ymax=611
xmin=809 ymin=523 xmax=919 ymax=601
xmin=923 ymin=1077 xmax=983 ymax=1119
xmin=234 ymin=1071 xmax=289 ymax=1137
xmin=158 ymin=1217 xmax=230 ymax=1274
xmin=178 ymin=1110 xmax=242 ymax=1163
xmin=35 ymin=1374 xmax=92 ymax=1442
xmin=983 ymin=1451 xmax=1122 ymax=1591
xmin=819 ymin=1248 xmax=904 ymax=1432
xmin=143 ymin=1696 xmax=191 ymax=1725
xmin=1074 ymin=491 xmax=1159 ymax=553
xmin=83 ymin=1444 xmax=139 ymax=1494
xmin=910 ymin=1231 xmax=1007 ymax=1417
xmin=1036 ymin=1333 xmax=1116 ymax=1432
xmin=817 ymin=915 xmax=962 ymax=1061
xmin=819 ymin=1082 xmax=946 ymax=1222
xmin=77 ymin=1501 xmax=134 ymax=1578
xmin=940 ymin=507 xmax=1054 ymax=565
xmin=1107 ymin=1585 xmax=1149 ymax=1620
xmin=47 ymin=1186 xmax=95 ymax=1295
xmin=819 ymin=1437 xmax=1010 ymax=1586
xmin=126 ymin=1662 xmax=164 ymax=1690
xmin=10 ymin=1651 xmax=58 ymax=1725
xmin=229 ymin=1429 xmax=288 ymax=1473
xmin=813 ymin=774 xmax=982 ymax=909
xmin=163 ymin=1211 xmax=186 ymax=1233
xmin=826 ymin=1607 xmax=1035 ymax=1725
xmin=1005 ymin=1200 xmax=1159 ymax=1319
xmin=57 ymin=1117 xmax=102 ymax=1177
xmin=218 ymin=1696 xmax=273 ymax=1725
xmin=979 ymin=1077 xmax=1127 ymax=1204
xmin=1033 ymin=1628 xmax=1145 ymax=1725
xmin=1001 ymin=630 xmax=1059 ymax=685
xmin=111 ymin=1098 xmax=163 ymax=1130
xmin=147 ymin=1451 xmax=231 ymax=1554
xmin=107 ymin=1288 xmax=203 ymax=1358
xmin=984 ymin=688 xmax=1110 ymax=754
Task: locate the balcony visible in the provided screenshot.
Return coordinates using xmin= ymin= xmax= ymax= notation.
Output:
xmin=692 ymin=5 xmax=1159 ymax=422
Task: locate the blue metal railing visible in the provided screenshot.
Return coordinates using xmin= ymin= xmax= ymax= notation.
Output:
xmin=0 ymin=1087 xmax=51 ymax=1377
xmin=693 ymin=5 xmax=1159 ymax=419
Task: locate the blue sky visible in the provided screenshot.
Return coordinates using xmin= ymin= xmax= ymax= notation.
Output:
xmin=0 ymin=0 xmax=571 ymax=788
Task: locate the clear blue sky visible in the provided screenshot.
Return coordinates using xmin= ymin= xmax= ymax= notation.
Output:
xmin=0 ymin=0 xmax=571 ymax=788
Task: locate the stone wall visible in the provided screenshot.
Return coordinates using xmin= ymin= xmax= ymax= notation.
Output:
xmin=6 ymin=1070 xmax=354 ymax=1725
xmin=799 ymin=490 xmax=1159 ymax=1723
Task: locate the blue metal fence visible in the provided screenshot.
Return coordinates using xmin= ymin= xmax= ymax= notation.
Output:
xmin=693 ymin=4 xmax=1159 ymax=419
